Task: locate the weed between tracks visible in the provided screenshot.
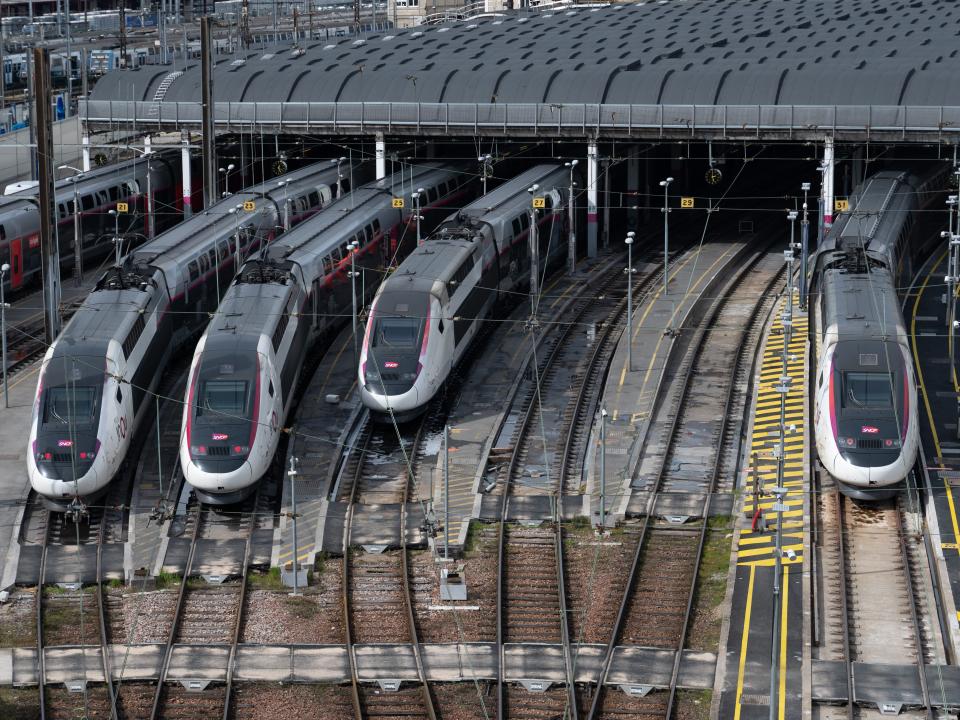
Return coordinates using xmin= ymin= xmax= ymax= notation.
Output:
xmin=155 ymin=571 xmax=181 ymax=589
xmin=0 ymin=687 xmax=39 ymax=719
xmin=675 ymin=689 xmax=713 ymax=720
xmin=688 ymin=516 xmax=734 ymax=652
xmin=0 ymin=591 xmax=36 ymax=647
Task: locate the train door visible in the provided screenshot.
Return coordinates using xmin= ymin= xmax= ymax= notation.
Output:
xmin=9 ymin=237 xmax=23 ymax=289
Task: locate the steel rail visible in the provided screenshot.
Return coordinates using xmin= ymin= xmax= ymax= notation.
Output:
xmin=95 ymin=501 xmax=119 ymax=720
xmin=36 ymin=512 xmax=50 ymax=720
xmin=833 ymin=492 xmax=856 ymax=720
xmin=149 ymin=485 xmax=202 ymax=720
xmin=493 ymin=247 xmax=688 ymax=720
xmin=896 ymin=482 xmax=934 ymax=719
xmin=586 ymin=243 xmax=779 ymax=718
xmin=221 ymin=487 xmax=263 ymax=720
xmin=663 ymin=252 xmax=785 ymax=718
xmin=340 ymin=416 xmax=371 ymax=720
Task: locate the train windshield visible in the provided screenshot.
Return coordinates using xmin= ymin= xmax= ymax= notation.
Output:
xmin=43 ymin=386 xmax=99 ymax=425
xmin=843 ymin=372 xmax=893 ymax=408
xmin=199 ymin=380 xmax=249 ymax=417
xmin=373 ymin=317 xmax=421 ymax=349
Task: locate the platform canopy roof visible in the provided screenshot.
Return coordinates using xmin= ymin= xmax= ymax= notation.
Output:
xmin=83 ymin=0 xmax=960 ymax=141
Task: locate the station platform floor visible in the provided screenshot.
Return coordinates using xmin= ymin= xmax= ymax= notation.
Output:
xmin=717 ymin=290 xmax=806 ymax=720
xmin=0 ymin=359 xmax=41 ymax=590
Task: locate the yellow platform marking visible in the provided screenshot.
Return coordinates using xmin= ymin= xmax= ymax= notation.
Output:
xmin=733 ymin=565 xmax=756 ymax=720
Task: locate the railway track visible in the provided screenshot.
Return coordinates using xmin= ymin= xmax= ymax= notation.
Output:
xmin=490 ymin=245 xmax=694 ymax=720
xmin=586 ymin=244 xmax=785 ymax=718
xmin=33 ymin=500 xmax=120 ymax=720
xmin=336 ymin=410 xmax=436 ymax=719
xmin=817 ymin=472 xmax=937 ymax=719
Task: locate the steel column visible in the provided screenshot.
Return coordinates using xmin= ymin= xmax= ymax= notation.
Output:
xmin=587 ymin=139 xmax=598 ymax=258
xmin=822 ymin=136 xmax=835 ymax=228
xmin=375 ymin=132 xmax=386 ymax=179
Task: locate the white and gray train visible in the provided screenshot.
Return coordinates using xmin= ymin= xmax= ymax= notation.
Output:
xmin=360 ymin=164 xmax=573 ymax=421
xmin=27 ymin=160 xmax=363 ymax=511
xmin=179 ymin=163 xmax=476 ymax=504
xmin=811 ymin=169 xmax=944 ymax=500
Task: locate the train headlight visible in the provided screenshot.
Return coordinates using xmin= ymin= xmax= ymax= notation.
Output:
xmin=839 ymin=437 xmax=856 ymax=448
xmin=232 ymin=445 xmax=250 ymax=456
xmin=191 ymin=445 xmax=208 ymax=456
xmin=884 ymin=438 xmax=901 ymax=449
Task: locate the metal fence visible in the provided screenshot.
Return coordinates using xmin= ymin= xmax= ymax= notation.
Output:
xmin=80 ymin=100 xmax=960 ymax=141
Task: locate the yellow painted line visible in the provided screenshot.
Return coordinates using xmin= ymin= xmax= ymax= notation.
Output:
xmin=910 ymin=247 xmax=960 ymax=555
xmin=738 ymin=533 xmax=803 ymax=546
xmin=779 ymin=564 xmax=789 ymax=720
xmin=733 ymin=564 xmax=755 ymax=720
xmin=739 ymin=555 xmax=803 ymax=568
xmin=741 ymin=521 xmax=803 ymax=536
xmin=736 ymin=543 xmax=803 ymax=559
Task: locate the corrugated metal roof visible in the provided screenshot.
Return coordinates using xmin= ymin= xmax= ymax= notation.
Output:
xmin=90 ymin=0 xmax=960 ymax=108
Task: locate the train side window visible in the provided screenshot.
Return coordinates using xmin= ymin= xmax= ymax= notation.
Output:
xmin=108 ymin=186 xmax=118 ymax=202
xmin=364 ymin=226 xmax=373 ymax=244
xmin=81 ymin=195 xmax=94 ymax=211
xmin=438 ymin=319 xmax=445 ymax=334
xmin=512 ymin=218 xmax=522 ymax=237
xmin=67 ymin=199 xmax=76 ymax=214
xmin=268 ymin=381 xmax=274 ymax=397
xmin=0 ymin=226 xmax=5 ymax=241
xmin=428 ymin=187 xmax=438 ymax=203
xmin=372 ymin=219 xmax=381 ymax=236
xmin=323 ymin=254 xmax=333 ymax=274
xmin=208 ymin=249 xmax=217 ymax=267
xmin=340 ymin=178 xmax=351 ymax=194
xmin=353 ymin=233 xmax=363 ymax=249
xmin=58 ymin=203 xmax=67 ymax=219
xmin=116 ymin=387 xmax=123 ymax=404
xmin=189 ymin=261 xmax=199 ymax=281
xmin=308 ymin=191 xmax=320 ymax=207
xmin=520 ymin=214 xmax=529 ymax=230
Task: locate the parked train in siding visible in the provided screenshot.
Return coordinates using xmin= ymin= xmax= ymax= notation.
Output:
xmin=811 ymin=168 xmax=946 ymax=500
xmin=179 ymin=163 xmax=475 ymax=504
xmin=360 ymin=164 xmax=574 ymax=421
xmin=1 ymin=150 xmax=185 ymax=293
xmin=27 ymin=160 xmax=365 ymax=511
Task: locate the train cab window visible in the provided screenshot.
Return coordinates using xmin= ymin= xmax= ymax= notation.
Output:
xmin=43 ymin=386 xmax=99 ymax=425
xmin=843 ymin=372 xmax=893 ymax=408
xmin=198 ymin=380 xmax=248 ymax=416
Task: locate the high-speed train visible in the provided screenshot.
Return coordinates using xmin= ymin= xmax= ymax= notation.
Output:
xmin=360 ymin=164 xmax=573 ymax=421
xmin=811 ymin=169 xmax=944 ymax=500
xmin=1 ymin=150 xmax=186 ymax=293
xmin=27 ymin=161 xmax=365 ymax=510
xmin=180 ymin=164 xmax=475 ymax=504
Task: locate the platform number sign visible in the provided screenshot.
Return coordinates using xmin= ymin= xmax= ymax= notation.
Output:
xmin=116 ymin=202 xmax=128 ymax=213
xmin=392 ymin=198 xmax=405 ymax=209
xmin=834 ymin=198 xmax=850 ymax=213
xmin=680 ymin=196 xmax=695 ymax=209
xmin=242 ymin=200 xmax=256 ymax=212
xmin=532 ymin=197 xmax=546 ymax=209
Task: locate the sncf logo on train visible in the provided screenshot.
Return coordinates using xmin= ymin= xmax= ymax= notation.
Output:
xmin=861 ymin=426 xmax=879 ymax=434
xmin=212 ymin=433 xmax=229 ymax=441
xmin=384 ymin=361 xmax=399 ymax=369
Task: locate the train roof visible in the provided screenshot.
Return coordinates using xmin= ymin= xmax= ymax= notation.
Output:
xmin=387 ymin=237 xmax=473 ymax=294
xmin=204 ymin=283 xmax=290 ymax=352
xmin=822 ymin=263 xmax=904 ymax=341
xmin=461 ymin=164 xmax=564 ymax=218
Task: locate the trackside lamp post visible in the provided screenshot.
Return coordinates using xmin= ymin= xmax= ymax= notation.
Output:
xmin=1 ymin=263 xmax=8 ymax=408
xmin=625 ymin=231 xmax=635 ymax=371
xmin=800 ymin=182 xmax=811 ymax=310
xmin=660 ymin=177 xmax=673 ymax=293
